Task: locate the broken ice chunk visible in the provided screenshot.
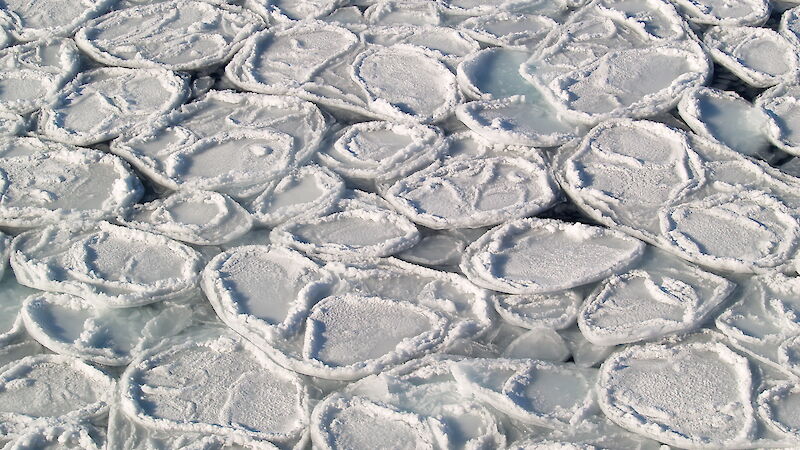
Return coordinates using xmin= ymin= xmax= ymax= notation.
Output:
xmin=578 ymin=247 xmax=735 ymax=346
xmin=11 ymin=221 xmax=205 ymax=308
xmin=21 ymin=292 xmax=193 ymax=366
xmin=0 ymin=136 xmax=143 ymax=229
xmin=0 ymin=0 xmax=115 ymax=42
xmin=75 ymin=0 xmax=264 ymax=71
xmin=597 ymin=338 xmax=756 ymax=448
xmin=460 ymin=218 xmax=645 ymax=294
xmin=38 ymin=67 xmax=188 ymax=146
xmin=756 ymin=80 xmax=800 ymax=156
xmin=383 ymin=155 xmax=559 ymax=229
xmin=678 ymin=86 xmax=772 ymax=158
xmin=704 ymin=26 xmax=799 ymax=88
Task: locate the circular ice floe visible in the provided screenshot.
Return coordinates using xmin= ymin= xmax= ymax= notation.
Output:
xmin=0 ymin=273 xmax=38 ymax=347
xmin=110 ymin=91 xmax=327 ymax=197
xmin=75 ymin=0 xmax=263 ymax=71
xmin=450 ymin=358 xmax=596 ymax=429
xmin=318 ymin=121 xmax=446 ymax=185
xmin=21 ymin=292 xmax=194 ymax=366
xmin=248 ymin=165 xmax=345 ymax=227
xmin=0 ymin=0 xmax=115 ymax=42
xmin=0 ymin=38 xmax=80 ymax=115
xmin=756 ymin=81 xmax=800 ymax=156
xmin=461 ymin=218 xmax=645 ymax=294
xmin=0 ymin=354 xmax=115 ymax=436
xmin=597 ymin=340 xmax=755 ymax=448
xmin=11 ymin=221 xmax=204 ymax=308
xmin=677 ymin=86 xmax=772 ymax=158
xmin=270 ymin=208 xmax=420 ymax=258
xmin=120 ymin=329 xmax=310 ymax=445
xmin=493 ymin=290 xmax=582 ymax=331
xmin=704 ymin=26 xmax=799 ymax=88
xmin=202 ymin=245 xmax=335 ymax=344
xmin=757 ymin=382 xmax=800 ymax=441
xmin=0 ymin=136 xmax=142 ymax=228
xmin=659 ymin=191 xmax=800 ymax=272
xmin=38 ymin=67 xmax=188 ymax=146
xmin=118 ymin=190 xmax=252 ymax=246
xmin=544 ymin=44 xmax=711 ymax=125
xmin=671 ymin=0 xmax=770 ymax=26
xmin=352 ymin=45 xmax=462 ymax=123
xmin=311 ymin=393 xmax=443 ymax=449
xmin=578 ymin=247 xmax=735 ymax=346
xmin=558 ymin=119 xmax=706 ymax=242
xmin=383 ymin=155 xmax=559 ymax=229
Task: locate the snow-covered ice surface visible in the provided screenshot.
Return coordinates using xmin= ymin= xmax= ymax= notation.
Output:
xmin=4 ymin=0 xmax=800 ymax=448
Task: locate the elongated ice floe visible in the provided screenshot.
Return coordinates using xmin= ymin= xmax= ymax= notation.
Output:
xmin=459 ymin=12 xmax=557 ymax=48
xmin=0 ymin=136 xmax=143 ymax=228
xmin=597 ymin=337 xmax=756 ymax=448
xmin=38 ymin=67 xmax=188 ymax=146
xmin=317 ymin=121 xmax=447 ymax=186
xmin=0 ymin=354 xmax=115 ymax=436
xmin=0 ymin=273 xmax=38 ymax=347
xmin=246 ymin=0 xmax=349 ymax=21
xmin=118 ymin=190 xmax=252 ymax=245
xmin=578 ymin=247 xmax=735 ymax=346
xmin=460 ymin=218 xmax=645 ymax=294
xmin=756 ymin=80 xmax=800 ymax=156
xmin=0 ymin=38 xmax=79 ymax=115
xmin=248 ymin=165 xmax=345 ymax=227
xmin=678 ymin=86 xmax=772 ymax=158
xmin=21 ymin=292 xmax=194 ymax=366
xmin=110 ymin=91 xmax=327 ymax=198
xmin=493 ymin=289 xmax=582 ymax=331
xmin=0 ymin=0 xmax=115 ymax=42
xmin=75 ymin=0 xmax=263 ymax=71
xmin=119 ymin=329 xmax=310 ymax=446
xmin=451 ymin=358 xmax=597 ymax=429
xmin=704 ymin=26 xmax=799 ymax=88
xmin=11 ymin=221 xmax=204 ymax=308
xmin=670 ymin=0 xmax=770 ymax=26
xmin=384 ymin=155 xmax=559 ymax=229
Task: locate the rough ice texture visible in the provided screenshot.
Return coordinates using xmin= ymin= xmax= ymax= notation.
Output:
xmin=0 ymin=0 xmax=116 ymax=42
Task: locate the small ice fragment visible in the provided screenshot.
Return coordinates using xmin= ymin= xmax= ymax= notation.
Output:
xmin=494 ymin=290 xmax=583 ymax=331
xmin=501 ymin=327 xmax=571 ymax=362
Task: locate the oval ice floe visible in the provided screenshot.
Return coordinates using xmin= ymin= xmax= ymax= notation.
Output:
xmin=120 ymin=329 xmax=309 ymax=445
xmin=677 ymin=86 xmax=772 ymax=158
xmin=0 ymin=136 xmax=142 ymax=228
xmin=384 ymin=155 xmax=559 ymax=229
xmin=459 ymin=13 xmax=557 ymax=48
xmin=558 ymin=119 xmax=706 ymax=242
xmin=457 ymin=47 xmax=539 ymax=101
xmin=493 ymin=290 xmax=582 ymax=331
xmin=461 ymin=218 xmax=646 ymax=294
xmin=11 ymin=221 xmax=204 ymax=308
xmin=21 ymin=292 xmax=194 ymax=366
xmin=270 ymin=208 xmax=420 ymax=258
xmin=501 ymin=327 xmax=572 ymax=362
xmin=396 ymin=230 xmax=469 ymax=267
xmin=704 ymin=26 xmax=798 ymax=88
xmin=360 ymin=25 xmax=480 ymax=70
xmin=756 ymin=80 xmax=800 ymax=156
xmin=0 ymin=38 xmax=79 ymax=115
xmin=110 ymin=91 xmax=327 ymax=196
xmin=0 ymin=273 xmax=38 ymax=347
xmin=245 ymin=0 xmax=347 ymax=21
xmin=38 ymin=67 xmax=188 ymax=146
xmin=363 ymin=1 xmax=443 ymax=26
xmin=757 ymin=382 xmax=800 ymax=441
xmin=451 ymin=358 xmax=596 ymax=429
xmin=659 ymin=191 xmax=800 ymax=272
xmin=545 ymin=44 xmax=711 ymax=125
xmin=202 ymin=245 xmax=335 ymax=344
xmin=578 ymin=247 xmax=735 ymax=346
xmin=248 ymin=165 xmax=345 ymax=227
xmin=303 ymin=294 xmax=448 ymax=369
xmin=118 ymin=190 xmax=252 ymax=246
xmin=75 ymin=0 xmax=263 ymax=71
xmin=597 ymin=339 xmax=756 ymax=448
xmin=671 ymin=0 xmax=770 ymax=26
xmin=311 ymin=393 xmax=442 ymax=450
xmin=352 ymin=45 xmax=462 ymax=123
xmin=0 ymin=0 xmax=114 ymax=42
xmin=318 ymin=121 xmax=446 ymax=185
xmin=0 ymin=354 xmax=115 ymax=436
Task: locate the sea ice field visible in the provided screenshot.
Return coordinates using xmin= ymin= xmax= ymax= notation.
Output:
xmin=4 ymin=0 xmax=800 ymax=448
